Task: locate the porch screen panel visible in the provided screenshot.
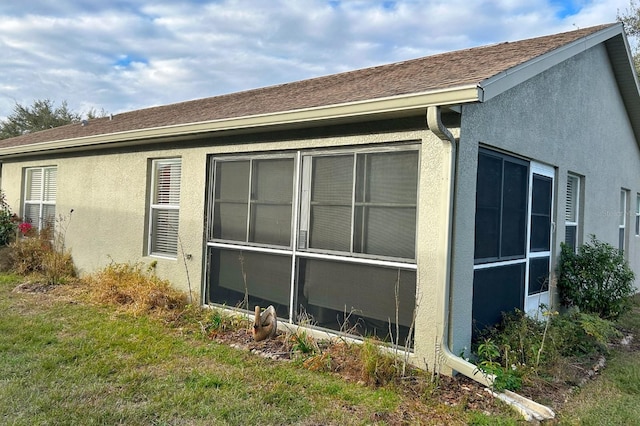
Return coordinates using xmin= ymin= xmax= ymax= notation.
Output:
xmin=213 ymin=161 xmax=249 ymax=241
xmin=309 ymin=155 xmax=353 ymax=251
xmin=501 ymin=161 xmax=528 ymax=257
xmin=208 ymin=248 xmax=291 ymax=318
xmin=473 ymin=263 xmax=525 ymax=332
xmin=530 ymin=175 xmax=552 ymax=252
xmin=250 ymin=158 xmax=294 ymax=246
xmin=297 ymin=257 xmax=416 ymax=345
xmin=354 ymin=151 xmax=418 ymax=258
xmin=474 ymin=153 xmax=502 ymax=260
xmin=528 ymin=257 xmax=550 ymax=295
xmin=474 ymin=150 xmax=528 ymax=262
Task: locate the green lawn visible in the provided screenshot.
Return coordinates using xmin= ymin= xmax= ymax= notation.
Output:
xmin=0 ymin=274 xmax=519 ymax=425
xmin=3 ymin=271 xmax=640 ymax=425
xmin=556 ymin=298 xmax=640 ymax=425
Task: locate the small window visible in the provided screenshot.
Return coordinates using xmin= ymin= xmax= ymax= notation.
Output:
xmin=23 ymin=166 xmax=57 ymax=232
xmin=149 ymin=159 xmax=181 ymax=257
xmin=635 ymin=194 xmax=640 ymax=237
xmin=620 ymin=189 xmax=628 ymax=252
xmin=565 ymin=174 xmax=580 ymax=252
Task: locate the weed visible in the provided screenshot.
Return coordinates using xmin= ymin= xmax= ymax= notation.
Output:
xmin=475 ymin=338 xmax=522 ymax=391
xmin=207 ymin=308 xmax=244 ymax=336
xmin=291 ymin=330 xmax=318 ymax=355
xmin=360 ymin=338 xmax=400 ymax=386
xmin=82 ymin=261 xmax=187 ymax=316
xmin=7 ymin=211 xmax=75 ymax=285
xmin=302 ymin=352 xmax=333 ymax=372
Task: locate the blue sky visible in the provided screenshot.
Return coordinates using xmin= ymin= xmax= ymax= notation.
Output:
xmin=0 ymin=0 xmax=634 ymax=119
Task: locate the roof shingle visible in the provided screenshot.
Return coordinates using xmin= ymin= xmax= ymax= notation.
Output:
xmin=0 ymin=23 xmax=614 ymax=149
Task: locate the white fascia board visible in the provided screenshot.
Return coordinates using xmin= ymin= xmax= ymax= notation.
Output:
xmin=0 ymin=85 xmax=480 ymax=158
xmin=479 ymin=24 xmax=625 ymax=102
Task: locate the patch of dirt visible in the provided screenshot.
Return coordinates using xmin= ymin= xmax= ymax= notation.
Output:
xmin=12 ymin=281 xmax=56 ymax=293
xmin=210 ymin=328 xmax=528 ymax=419
xmin=208 ymin=324 xmax=634 ymax=422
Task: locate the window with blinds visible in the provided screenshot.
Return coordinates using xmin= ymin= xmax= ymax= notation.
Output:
xmin=635 ymin=194 xmax=640 ymax=237
xmin=565 ymin=174 xmax=580 ymax=252
xmin=212 ymin=156 xmax=294 ymax=247
xmin=299 ymin=149 xmax=419 ymax=260
xmin=23 ymin=166 xmax=57 ymax=231
xmin=149 ymin=159 xmax=181 ymax=257
xmin=620 ymin=189 xmax=628 ymax=252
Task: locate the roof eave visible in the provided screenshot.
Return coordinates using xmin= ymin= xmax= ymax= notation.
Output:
xmin=0 ymin=85 xmax=480 ymax=158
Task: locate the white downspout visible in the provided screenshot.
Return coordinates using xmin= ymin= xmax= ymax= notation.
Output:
xmin=426 ymin=106 xmax=492 ymax=386
xmin=426 ymin=106 xmax=555 ymax=421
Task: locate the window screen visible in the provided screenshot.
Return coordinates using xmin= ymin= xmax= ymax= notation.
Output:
xmin=528 ymin=257 xmax=550 ymax=295
xmin=208 ymin=248 xmax=291 ymax=318
xmin=297 ymin=257 xmax=416 ymax=346
xmin=23 ymin=166 xmax=57 ymax=231
xmin=474 ymin=150 xmax=528 ymax=262
xmin=530 ymin=175 xmax=552 ymax=252
xmin=149 ymin=159 xmax=181 ymax=257
xmin=213 ymin=157 xmax=294 ymax=247
xmin=304 ymin=149 xmax=418 ymax=259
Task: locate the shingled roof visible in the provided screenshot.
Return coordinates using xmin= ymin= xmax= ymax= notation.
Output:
xmin=0 ymin=22 xmax=632 ymax=154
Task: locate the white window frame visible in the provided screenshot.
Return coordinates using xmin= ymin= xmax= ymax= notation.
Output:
xmin=620 ymin=189 xmax=628 ymax=253
xmin=635 ymin=193 xmax=640 ymax=237
xmin=23 ymin=166 xmax=57 ymax=232
xmin=565 ymin=174 xmax=580 ymax=253
xmin=206 ymin=144 xmax=419 ymax=342
xmin=148 ymin=158 xmax=181 ymax=259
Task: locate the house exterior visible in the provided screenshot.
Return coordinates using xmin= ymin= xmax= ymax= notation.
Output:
xmin=1 ymin=23 xmax=639 ymax=381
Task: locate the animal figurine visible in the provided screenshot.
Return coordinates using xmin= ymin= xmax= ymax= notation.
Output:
xmin=252 ymin=305 xmax=277 ymax=342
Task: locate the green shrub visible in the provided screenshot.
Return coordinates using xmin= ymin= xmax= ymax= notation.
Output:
xmin=558 ymin=236 xmax=635 ymax=320
xmin=0 ymin=190 xmax=17 ymax=246
xmin=550 ymin=309 xmax=620 ymax=356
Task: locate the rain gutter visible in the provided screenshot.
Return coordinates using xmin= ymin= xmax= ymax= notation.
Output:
xmin=426 ymin=106 xmax=555 ymax=422
xmin=0 ymin=85 xmax=480 ymax=159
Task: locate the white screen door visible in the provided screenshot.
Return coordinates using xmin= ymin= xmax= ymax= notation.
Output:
xmin=524 ymin=162 xmax=554 ymax=315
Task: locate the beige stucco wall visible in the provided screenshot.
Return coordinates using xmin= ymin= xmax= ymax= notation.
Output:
xmin=0 ymin=124 xmax=455 ymax=371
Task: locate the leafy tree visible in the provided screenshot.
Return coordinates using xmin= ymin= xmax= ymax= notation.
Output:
xmin=0 ymin=99 xmax=80 ymax=139
xmin=618 ymin=1 xmax=640 ymax=74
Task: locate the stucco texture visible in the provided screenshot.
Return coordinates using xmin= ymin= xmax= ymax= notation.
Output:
xmin=451 ymin=43 xmax=640 ymax=355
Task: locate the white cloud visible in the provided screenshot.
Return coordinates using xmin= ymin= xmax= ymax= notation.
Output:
xmin=0 ymin=0 xmax=633 ymax=120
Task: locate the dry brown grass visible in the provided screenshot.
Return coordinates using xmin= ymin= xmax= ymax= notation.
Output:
xmin=82 ymin=262 xmax=188 ymax=316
